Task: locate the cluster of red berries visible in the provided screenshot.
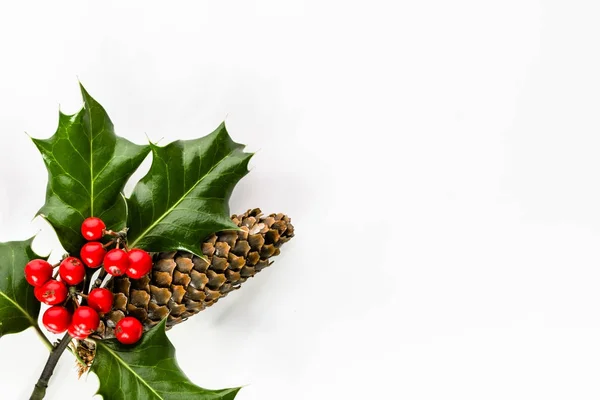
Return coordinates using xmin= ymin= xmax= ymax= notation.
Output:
xmin=80 ymin=217 xmax=152 ymax=279
xmin=24 ymin=217 xmax=149 ymax=345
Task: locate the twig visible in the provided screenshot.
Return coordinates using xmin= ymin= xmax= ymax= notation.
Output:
xmin=29 ymin=332 xmax=72 ymax=400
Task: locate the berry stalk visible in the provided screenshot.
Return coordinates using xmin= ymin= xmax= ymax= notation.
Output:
xmin=25 ymin=217 xmax=156 ymax=398
xmin=29 ymin=332 xmax=72 ymax=400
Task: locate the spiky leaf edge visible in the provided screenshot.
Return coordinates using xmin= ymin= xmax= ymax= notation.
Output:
xmin=93 ymin=319 xmax=241 ymax=400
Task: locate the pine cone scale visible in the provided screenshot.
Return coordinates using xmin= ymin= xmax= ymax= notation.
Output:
xmin=96 ymin=209 xmax=294 ymax=339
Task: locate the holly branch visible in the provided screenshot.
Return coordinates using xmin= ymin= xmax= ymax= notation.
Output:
xmin=0 ymin=85 xmax=294 ymax=399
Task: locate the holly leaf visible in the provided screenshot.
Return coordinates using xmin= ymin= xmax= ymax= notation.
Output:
xmin=93 ymin=319 xmax=240 ymax=400
xmin=126 ymin=123 xmax=252 ymax=255
xmin=0 ymin=238 xmax=45 ymax=338
xmin=32 ymin=85 xmax=150 ymax=254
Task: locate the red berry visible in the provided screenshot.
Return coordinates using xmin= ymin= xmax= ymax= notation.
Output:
xmin=67 ymin=324 xmax=88 ymax=340
xmin=80 ymin=242 xmax=106 ymax=268
xmin=42 ymin=306 xmax=71 ymax=334
xmin=81 ymin=217 xmax=106 ymax=241
xmin=103 ymin=249 xmax=129 ymax=276
xmin=115 ymin=316 xmax=143 ymax=345
xmin=35 ymin=280 xmax=68 ymax=305
xmin=126 ymin=249 xmax=152 ymax=279
xmin=71 ymin=306 xmax=100 ymax=337
xmin=34 ymin=286 xmax=43 ymax=301
xmin=87 ymin=288 xmax=113 ymax=313
xmin=24 ymin=259 xmax=54 ymax=287
xmin=59 ymin=257 xmax=85 ymax=285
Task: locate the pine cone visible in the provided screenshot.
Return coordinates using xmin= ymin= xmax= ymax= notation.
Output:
xmin=95 ymin=209 xmax=294 ymax=339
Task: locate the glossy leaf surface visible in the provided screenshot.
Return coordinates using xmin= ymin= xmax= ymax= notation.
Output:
xmin=127 ymin=123 xmax=252 ymax=255
xmin=0 ymin=238 xmax=45 ymax=338
xmin=93 ymin=319 xmax=240 ymax=400
xmin=32 ymin=85 xmax=149 ymax=254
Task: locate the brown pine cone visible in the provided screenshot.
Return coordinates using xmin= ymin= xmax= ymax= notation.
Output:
xmin=95 ymin=208 xmax=294 ymax=339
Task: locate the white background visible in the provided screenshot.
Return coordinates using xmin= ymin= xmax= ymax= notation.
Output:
xmin=0 ymin=0 xmax=599 ymax=399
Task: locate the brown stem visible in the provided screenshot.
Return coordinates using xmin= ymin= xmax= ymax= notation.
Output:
xmin=102 ymin=239 xmax=115 ymax=249
xmin=105 ymin=228 xmax=128 ymax=239
xmin=29 ymin=332 xmax=72 ymax=400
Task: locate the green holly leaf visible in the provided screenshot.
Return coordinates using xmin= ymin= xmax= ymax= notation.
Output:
xmin=32 ymin=85 xmax=150 ymax=254
xmin=0 ymin=238 xmax=45 ymax=338
xmin=93 ymin=319 xmax=240 ymax=400
xmin=126 ymin=123 xmax=252 ymax=254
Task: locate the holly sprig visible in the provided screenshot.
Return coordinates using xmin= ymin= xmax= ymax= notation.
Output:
xmin=0 ymin=85 xmax=251 ymax=399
